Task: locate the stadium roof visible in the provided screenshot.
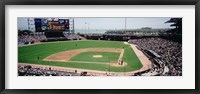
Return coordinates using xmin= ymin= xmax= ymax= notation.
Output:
xmin=170 ymin=23 xmax=178 ymax=26
xmin=165 ymin=18 xmax=181 ymax=23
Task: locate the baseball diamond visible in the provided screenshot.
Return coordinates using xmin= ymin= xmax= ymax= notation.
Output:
xmin=18 ymin=40 xmax=145 ymax=72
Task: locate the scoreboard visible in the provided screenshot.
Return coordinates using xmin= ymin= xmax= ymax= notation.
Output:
xmin=34 ymin=18 xmax=69 ymax=32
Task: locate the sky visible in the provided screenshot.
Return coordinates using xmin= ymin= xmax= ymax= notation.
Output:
xmin=18 ymin=17 xmax=173 ymax=31
xmin=74 ymin=18 xmax=172 ymax=30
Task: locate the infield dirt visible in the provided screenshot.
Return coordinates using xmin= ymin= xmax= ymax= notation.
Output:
xmin=43 ymin=48 xmax=122 ymax=61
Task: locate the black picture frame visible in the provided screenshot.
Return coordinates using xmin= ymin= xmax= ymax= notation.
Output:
xmin=0 ymin=0 xmax=199 ymax=94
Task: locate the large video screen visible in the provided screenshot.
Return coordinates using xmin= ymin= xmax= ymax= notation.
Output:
xmin=35 ymin=18 xmax=69 ymax=32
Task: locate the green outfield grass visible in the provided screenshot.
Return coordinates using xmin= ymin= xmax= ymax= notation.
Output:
xmin=69 ymin=52 xmax=120 ymax=63
xmin=18 ymin=40 xmax=143 ymax=72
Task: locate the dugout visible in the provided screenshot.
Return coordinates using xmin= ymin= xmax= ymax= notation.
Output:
xmin=145 ymin=50 xmax=161 ymax=59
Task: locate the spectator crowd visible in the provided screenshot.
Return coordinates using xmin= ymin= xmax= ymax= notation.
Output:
xmin=18 ymin=65 xmax=81 ymax=76
xmin=18 ymin=34 xmax=47 ymax=46
xmin=63 ymin=33 xmax=85 ymax=40
xmin=129 ymin=37 xmax=182 ymax=76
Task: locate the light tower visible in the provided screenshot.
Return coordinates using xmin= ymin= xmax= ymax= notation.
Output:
xmin=69 ymin=18 xmax=75 ymax=34
xmin=27 ymin=18 xmax=35 ymax=33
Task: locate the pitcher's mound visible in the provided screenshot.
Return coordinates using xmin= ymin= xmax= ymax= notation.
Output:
xmin=93 ymin=55 xmax=103 ymax=58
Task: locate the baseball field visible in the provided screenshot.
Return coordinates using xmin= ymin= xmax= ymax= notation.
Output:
xmin=18 ymin=40 xmax=143 ymax=72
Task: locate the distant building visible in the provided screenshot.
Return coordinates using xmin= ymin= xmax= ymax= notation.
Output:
xmin=141 ymin=27 xmax=152 ymax=30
